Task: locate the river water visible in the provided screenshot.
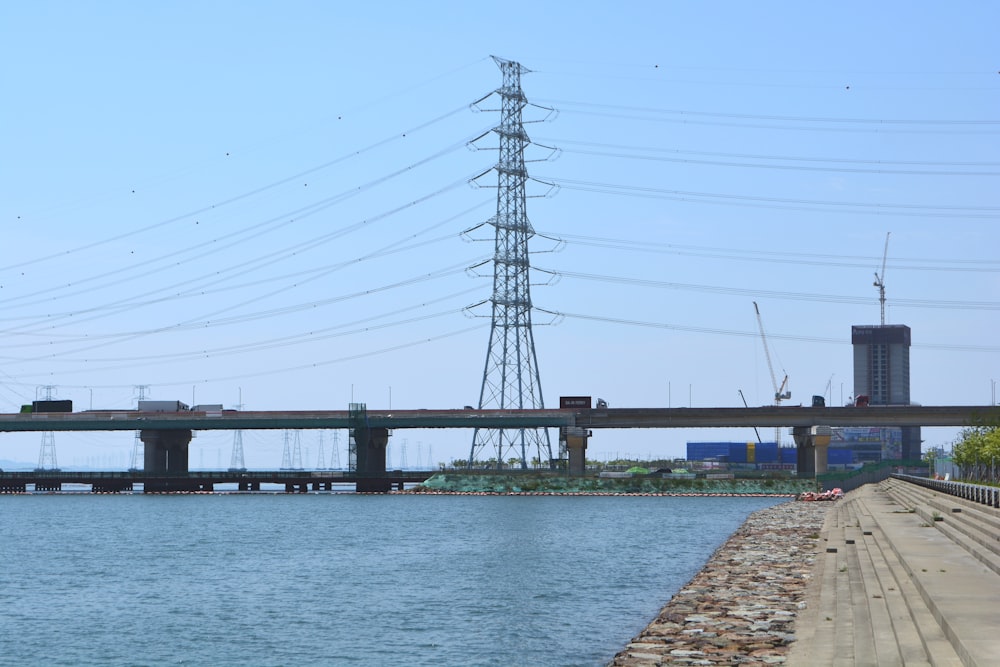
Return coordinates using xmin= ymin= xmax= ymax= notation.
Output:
xmin=0 ymin=493 xmax=785 ymax=666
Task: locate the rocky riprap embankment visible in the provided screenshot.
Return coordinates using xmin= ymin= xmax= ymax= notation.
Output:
xmin=608 ymin=500 xmax=833 ymax=666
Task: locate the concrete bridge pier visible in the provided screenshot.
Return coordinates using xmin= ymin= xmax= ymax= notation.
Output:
xmin=354 ymin=426 xmax=390 ymax=493
xmin=141 ymin=429 xmax=192 ymax=492
xmin=792 ymin=425 xmax=831 ymax=477
xmin=562 ymin=427 xmax=590 ymax=476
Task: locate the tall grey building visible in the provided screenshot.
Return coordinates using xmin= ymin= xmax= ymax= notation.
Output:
xmin=851 ymin=324 xmax=921 ymax=459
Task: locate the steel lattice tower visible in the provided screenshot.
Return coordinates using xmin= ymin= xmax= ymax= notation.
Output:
xmin=229 ymin=429 xmax=245 ymax=470
xmin=469 ymin=57 xmax=552 ymax=470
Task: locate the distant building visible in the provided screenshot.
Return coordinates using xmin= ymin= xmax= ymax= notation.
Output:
xmin=829 ymin=426 xmax=903 ymax=463
xmin=685 ymin=442 xmax=797 ymax=468
xmin=851 ymin=324 xmax=921 ymax=459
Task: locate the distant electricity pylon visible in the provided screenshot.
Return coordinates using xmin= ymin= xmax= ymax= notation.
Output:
xmin=331 ymin=431 xmax=342 ymax=469
xmin=229 ymin=390 xmax=245 ymax=471
xmin=37 ymin=431 xmax=58 ymax=470
xmin=291 ymin=431 xmax=303 ymax=470
xmin=316 ymin=431 xmax=327 ymax=469
xmin=280 ymin=430 xmax=293 ymax=469
xmin=230 ymin=430 xmax=246 ymax=471
xmin=36 ymin=385 xmax=59 ymax=470
xmin=130 ymin=385 xmax=150 ymax=471
xmin=468 ymin=57 xmax=555 ymax=470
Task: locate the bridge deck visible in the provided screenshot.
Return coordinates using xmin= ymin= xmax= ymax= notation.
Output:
xmin=0 ymin=405 xmax=994 ymax=432
xmin=0 ymin=470 xmax=434 ymax=493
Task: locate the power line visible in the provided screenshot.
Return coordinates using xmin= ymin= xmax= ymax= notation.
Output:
xmin=544 ymin=140 xmax=1000 ymax=176
xmin=3 ymin=103 xmax=480 ymax=273
xmin=534 ymin=98 xmax=1000 ymax=133
xmin=540 ymin=138 xmax=1000 ymax=168
xmin=533 ymin=267 xmax=1000 ymax=310
xmin=539 ymin=309 xmax=1000 ymax=352
xmin=539 ymin=233 xmax=1000 ymax=272
xmin=537 ymin=176 xmax=999 ymax=219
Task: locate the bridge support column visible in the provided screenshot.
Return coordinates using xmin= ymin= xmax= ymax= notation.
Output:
xmin=563 ymin=427 xmax=590 ymax=476
xmin=355 ymin=427 xmax=390 ymax=493
xmin=141 ymin=429 xmax=192 ymax=492
xmin=793 ymin=425 xmax=831 ymax=477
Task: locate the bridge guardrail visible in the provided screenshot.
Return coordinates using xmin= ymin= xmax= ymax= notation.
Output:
xmin=892 ymin=473 xmax=1000 ymax=509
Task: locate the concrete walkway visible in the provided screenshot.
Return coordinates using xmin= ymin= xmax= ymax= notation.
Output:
xmin=789 ymin=479 xmax=1000 ymax=666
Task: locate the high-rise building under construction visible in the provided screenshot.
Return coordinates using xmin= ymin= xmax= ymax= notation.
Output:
xmin=851 ymin=324 xmax=921 ymax=460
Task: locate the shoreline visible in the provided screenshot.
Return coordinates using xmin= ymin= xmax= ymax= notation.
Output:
xmin=402 ymin=490 xmax=799 ymax=497
xmin=608 ymin=499 xmax=834 ymax=666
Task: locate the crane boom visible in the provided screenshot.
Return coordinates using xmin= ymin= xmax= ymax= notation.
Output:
xmin=753 ymin=302 xmax=791 ymax=403
xmin=873 ymin=232 xmax=890 ymax=326
xmin=753 ymin=301 xmax=790 ymax=446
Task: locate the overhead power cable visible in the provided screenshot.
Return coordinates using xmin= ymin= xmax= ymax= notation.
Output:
xmin=537 ymin=309 xmax=1000 ymax=352
xmin=542 ymin=139 xmax=1000 ymax=176
xmin=534 ymin=98 xmax=1000 ymax=134
xmin=537 ymin=233 xmax=1000 ymax=273
xmin=10 ymin=322 xmax=490 ymax=387
xmin=7 ymin=253 xmax=487 ymax=361
xmin=0 ymin=197 xmax=492 ymax=333
xmin=2 ymin=102 xmax=478 ymax=273
xmin=539 ymin=138 xmax=1000 ymax=168
xmin=536 ymin=176 xmax=999 ymax=219
xmin=0 ymin=132 xmax=492 ymax=312
xmin=533 ymin=267 xmax=1000 ymax=310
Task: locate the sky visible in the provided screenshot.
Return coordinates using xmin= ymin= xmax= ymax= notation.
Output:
xmin=1 ymin=1 xmax=998 ymax=469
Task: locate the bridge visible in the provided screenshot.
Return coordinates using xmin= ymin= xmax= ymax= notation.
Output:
xmin=2 ymin=404 xmax=996 ymax=492
xmin=0 ymin=469 xmax=432 ymax=494
xmin=1 ymin=404 xmax=994 ymax=432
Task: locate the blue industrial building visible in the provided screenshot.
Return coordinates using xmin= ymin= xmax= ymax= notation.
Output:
xmin=686 ymin=442 xmax=797 ymax=465
xmin=687 ymin=431 xmax=903 ymax=469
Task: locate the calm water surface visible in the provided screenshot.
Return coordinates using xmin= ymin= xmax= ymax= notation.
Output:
xmin=0 ymin=494 xmax=785 ymax=666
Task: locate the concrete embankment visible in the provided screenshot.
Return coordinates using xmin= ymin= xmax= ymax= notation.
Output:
xmin=608 ymin=499 xmax=832 ymax=666
xmin=610 ymin=478 xmax=1000 ymax=666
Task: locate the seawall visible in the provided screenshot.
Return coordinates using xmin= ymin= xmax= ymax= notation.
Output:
xmin=610 ymin=478 xmax=1000 ymax=666
xmin=607 ymin=499 xmax=832 ymax=666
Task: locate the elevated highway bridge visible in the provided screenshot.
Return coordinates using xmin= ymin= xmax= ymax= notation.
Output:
xmin=2 ymin=405 xmax=996 ymax=492
xmin=0 ymin=404 xmax=994 ymax=432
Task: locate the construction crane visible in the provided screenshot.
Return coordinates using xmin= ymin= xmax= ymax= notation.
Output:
xmin=874 ymin=232 xmax=890 ymax=326
xmin=753 ymin=301 xmax=790 ymax=446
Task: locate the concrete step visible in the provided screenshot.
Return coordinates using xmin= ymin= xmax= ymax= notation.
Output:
xmin=859 ymin=487 xmax=963 ymax=667
xmin=882 ymin=478 xmax=1000 ymax=577
xmin=868 ymin=482 xmax=1000 ymax=666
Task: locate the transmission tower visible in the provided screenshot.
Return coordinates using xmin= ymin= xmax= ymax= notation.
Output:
xmin=130 ymin=385 xmax=150 ymax=471
xmin=331 ymin=430 xmax=342 ymax=469
xmin=316 ymin=431 xmax=327 ymax=469
xmin=280 ymin=430 xmax=293 ymax=469
xmin=229 ymin=430 xmax=246 ymax=471
xmin=291 ymin=431 xmax=303 ymax=470
xmin=229 ymin=390 xmax=246 ymax=471
xmin=37 ymin=430 xmax=58 ymax=470
xmin=469 ymin=56 xmax=552 ymax=470
xmin=36 ymin=385 xmax=59 ymax=470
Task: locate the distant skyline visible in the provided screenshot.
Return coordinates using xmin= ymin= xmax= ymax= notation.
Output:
xmin=2 ymin=2 xmax=997 ymax=467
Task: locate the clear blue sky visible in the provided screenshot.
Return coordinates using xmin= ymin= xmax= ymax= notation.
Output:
xmin=2 ymin=1 xmax=997 ymax=468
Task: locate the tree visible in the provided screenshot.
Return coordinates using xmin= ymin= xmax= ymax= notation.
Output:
xmin=952 ymin=423 xmax=1000 ymax=483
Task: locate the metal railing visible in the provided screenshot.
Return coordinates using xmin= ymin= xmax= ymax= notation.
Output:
xmin=892 ymin=473 xmax=1000 ymax=509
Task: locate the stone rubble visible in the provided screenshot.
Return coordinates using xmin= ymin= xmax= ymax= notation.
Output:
xmin=608 ymin=500 xmax=833 ymax=667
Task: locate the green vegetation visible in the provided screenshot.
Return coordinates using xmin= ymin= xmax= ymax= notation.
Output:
xmin=411 ymin=472 xmax=814 ymax=495
xmin=951 ymin=422 xmax=1000 ymax=484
